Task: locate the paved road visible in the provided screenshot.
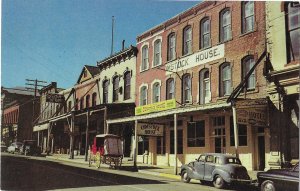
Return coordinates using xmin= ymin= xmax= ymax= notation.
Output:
xmin=1 ymin=153 xmax=258 ymax=191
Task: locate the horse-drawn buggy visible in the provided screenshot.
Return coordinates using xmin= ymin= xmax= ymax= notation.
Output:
xmin=89 ymin=134 xmax=123 ymax=169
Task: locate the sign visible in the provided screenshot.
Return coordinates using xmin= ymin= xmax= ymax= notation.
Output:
xmin=46 ymin=93 xmax=65 ymax=103
xmin=135 ymin=99 xmax=176 ymax=115
xmin=236 ymin=99 xmax=269 ymax=127
xmin=137 ymin=123 xmax=164 ymax=136
xmin=165 ymin=44 xmax=224 ymax=75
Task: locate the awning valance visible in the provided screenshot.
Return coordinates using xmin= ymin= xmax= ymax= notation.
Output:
xmin=33 ymin=123 xmax=49 ymax=132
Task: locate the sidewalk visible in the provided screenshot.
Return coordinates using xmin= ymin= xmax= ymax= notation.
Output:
xmin=46 ymin=154 xmax=259 ymax=181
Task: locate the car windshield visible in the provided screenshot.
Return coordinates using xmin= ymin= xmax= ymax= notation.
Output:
xmin=226 ymin=158 xmax=241 ymax=165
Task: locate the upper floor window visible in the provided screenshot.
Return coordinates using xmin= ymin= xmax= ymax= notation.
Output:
xmin=92 ymin=92 xmax=97 ymax=107
xmin=152 ymin=82 xmax=160 ymax=103
xmin=220 ymin=8 xmax=232 ymax=42
xmin=199 ymin=69 xmax=211 ymax=104
xmin=80 ymin=98 xmax=84 ymax=110
xmin=140 ymin=86 xmax=147 ymax=106
xmin=68 ymin=101 xmax=72 ymax=112
xmin=153 ymin=39 xmax=161 ymax=67
xmin=242 ymin=1 xmax=255 ymax=33
xmin=220 ymin=63 xmax=232 ymax=96
xmin=75 ymin=99 xmax=78 ymax=111
xmin=141 ymin=45 xmax=149 ymax=71
xmin=285 ymin=2 xmax=300 ymax=62
xmin=86 ymin=94 xmax=90 ymax=108
xmin=242 ymin=56 xmax=255 ymax=90
xmin=83 ymin=70 xmax=87 ymax=78
xmin=113 ymin=76 xmax=119 ymax=102
xmin=183 ymin=26 xmax=192 ymax=55
xmin=200 ymin=18 xmax=211 ymax=49
xmin=124 ymin=71 xmax=131 ymax=100
xmin=166 ymin=78 xmax=175 ymax=100
xmin=182 ymin=74 xmax=192 ymax=103
xmin=168 ymin=33 xmax=176 ymax=61
xmin=103 ymin=80 xmax=109 ymax=104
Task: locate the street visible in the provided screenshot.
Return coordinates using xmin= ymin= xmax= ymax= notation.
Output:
xmin=0 ymin=153 xmax=258 ymax=191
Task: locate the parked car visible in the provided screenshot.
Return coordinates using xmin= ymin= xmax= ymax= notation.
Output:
xmin=1 ymin=142 xmax=7 ymax=152
xmin=20 ymin=140 xmax=41 ymax=156
xmin=7 ymin=142 xmax=23 ymax=153
xmin=180 ymin=153 xmax=251 ymax=189
xmin=257 ymin=163 xmax=299 ymax=191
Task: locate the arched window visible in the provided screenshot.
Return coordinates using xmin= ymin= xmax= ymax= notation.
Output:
xmin=140 ymin=86 xmax=147 ymax=106
xmin=86 ymin=94 xmax=90 ymax=108
xmin=153 ymin=39 xmax=161 ymax=67
xmin=285 ymin=2 xmax=300 ymax=62
xmin=68 ymin=101 xmax=72 ymax=112
xmin=183 ymin=26 xmax=192 ymax=55
xmin=113 ymin=76 xmax=119 ymax=102
xmin=103 ymin=80 xmax=109 ymax=104
xmin=166 ymin=78 xmax=175 ymax=100
xmin=168 ymin=33 xmax=176 ymax=61
xmin=141 ymin=45 xmax=149 ymax=71
xmin=80 ymin=98 xmax=84 ymax=110
xmin=220 ymin=63 xmax=232 ymax=96
xmin=182 ymin=74 xmax=192 ymax=103
xmin=242 ymin=1 xmax=254 ymax=33
xmin=124 ymin=71 xmax=131 ymax=100
xmin=152 ymin=82 xmax=160 ymax=103
xmin=242 ymin=56 xmax=255 ymax=90
xmin=199 ymin=69 xmax=211 ymax=104
xmin=220 ymin=8 xmax=232 ymax=42
xmin=75 ymin=99 xmax=78 ymax=111
xmin=200 ymin=18 xmax=211 ymax=49
xmin=92 ymin=92 xmax=97 ymax=107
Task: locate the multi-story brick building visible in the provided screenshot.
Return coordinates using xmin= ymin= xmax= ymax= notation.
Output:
xmin=129 ymin=1 xmax=268 ymax=171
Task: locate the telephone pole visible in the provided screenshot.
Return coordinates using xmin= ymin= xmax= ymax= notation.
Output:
xmin=25 ymin=79 xmax=47 ymax=131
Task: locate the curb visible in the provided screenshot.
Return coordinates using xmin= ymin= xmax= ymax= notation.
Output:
xmin=138 ymin=169 xmax=180 ymax=180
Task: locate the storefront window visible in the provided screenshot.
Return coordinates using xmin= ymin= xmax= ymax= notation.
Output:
xmin=170 ymin=130 xmax=183 ymax=154
xmin=157 ymin=135 xmax=166 ymax=155
xmin=138 ymin=136 xmax=149 ymax=155
xmin=187 ymin=121 xmax=205 ymax=147
xmin=230 ymin=117 xmax=248 ymax=146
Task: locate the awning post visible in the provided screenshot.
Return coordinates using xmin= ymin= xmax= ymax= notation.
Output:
xmin=174 ymin=113 xmax=178 ymax=175
xmin=134 ymin=120 xmax=138 ymax=168
xmin=232 ymin=100 xmax=239 ymax=157
xmin=85 ymin=111 xmax=89 ymax=161
xmin=69 ymin=114 xmax=75 ymax=159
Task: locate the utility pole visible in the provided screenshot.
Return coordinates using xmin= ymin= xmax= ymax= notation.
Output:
xmin=25 ymin=79 xmax=47 ymax=132
xmin=111 ymin=16 xmax=115 ymax=56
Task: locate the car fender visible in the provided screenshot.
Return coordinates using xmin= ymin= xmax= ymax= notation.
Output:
xmin=212 ymin=168 xmax=231 ymax=183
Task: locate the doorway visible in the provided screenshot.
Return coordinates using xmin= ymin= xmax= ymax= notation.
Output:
xmin=257 ymin=127 xmax=265 ymax=170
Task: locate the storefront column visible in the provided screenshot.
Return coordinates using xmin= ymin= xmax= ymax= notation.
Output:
xmin=104 ymin=107 xmax=107 ymax=134
xmin=69 ymin=114 xmax=75 ymax=159
xmin=134 ymin=120 xmax=138 ymax=168
xmin=37 ymin=131 xmax=40 ymax=146
xmin=51 ymin=137 xmax=54 ymax=154
xmin=47 ymin=123 xmax=52 ymax=155
xmin=232 ymin=101 xmax=239 ymax=157
xmin=85 ymin=111 xmax=89 ymax=161
xmin=174 ymin=113 xmax=178 ymax=175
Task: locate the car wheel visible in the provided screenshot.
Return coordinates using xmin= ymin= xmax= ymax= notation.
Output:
xmin=181 ymin=170 xmax=191 ymax=183
xmin=213 ymin=175 xmax=226 ymax=189
xmin=261 ymin=180 xmax=276 ymax=191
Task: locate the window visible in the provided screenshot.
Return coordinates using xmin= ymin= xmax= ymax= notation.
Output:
xmin=220 ymin=8 xmax=232 ymax=42
xmin=199 ymin=69 xmax=211 ymax=104
xmin=183 ymin=26 xmax=192 ymax=55
xmin=92 ymin=93 xmax=97 ymax=107
xmin=141 ymin=45 xmax=149 ymax=71
xmin=213 ymin=116 xmax=226 ymax=153
xmin=75 ymin=99 xmax=78 ymax=110
xmin=168 ymin=33 xmax=176 ymax=61
xmin=157 ymin=133 xmax=166 ymax=155
xmin=230 ymin=117 xmax=248 ymax=146
xmin=138 ymin=136 xmax=149 ymax=155
xmin=187 ymin=121 xmax=205 ymax=147
xmin=80 ymin=98 xmax=84 ymax=110
xmin=220 ymin=63 xmax=232 ymax=96
xmin=285 ymin=2 xmax=300 ymax=62
xmin=153 ymin=39 xmax=161 ymax=67
xmin=242 ymin=56 xmax=255 ymax=90
xmin=170 ymin=130 xmax=183 ymax=154
xmin=152 ymin=82 xmax=160 ymax=103
xmin=124 ymin=71 xmax=131 ymax=100
xmin=242 ymin=1 xmax=254 ymax=33
xmin=113 ymin=76 xmax=119 ymax=102
xmin=68 ymin=101 xmax=72 ymax=112
xmin=83 ymin=70 xmax=87 ymax=78
xmin=200 ymin=18 xmax=211 ymax=49
xmin=103 ymin=80 xmax=109 ymax=104
xmin=166 ymin=78 xmax=175 ymax=100
xmin=86 ymin=95 xmax=90 ymax=108
xmin=140 ymin=86 xmax=147 ymax=106
xmin=182 ymin=74 xmax=192 ymax=103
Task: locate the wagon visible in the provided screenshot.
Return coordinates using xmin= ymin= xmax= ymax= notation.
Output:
xmin=88 ymin=134 xmax=123 ymax=169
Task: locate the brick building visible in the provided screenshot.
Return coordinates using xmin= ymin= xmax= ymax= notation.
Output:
xmin=109 ymin=1 xmax=268 ymax=171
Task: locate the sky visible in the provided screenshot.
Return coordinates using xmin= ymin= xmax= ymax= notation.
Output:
xmin=2 ymin=0 xmax=200 ymax=89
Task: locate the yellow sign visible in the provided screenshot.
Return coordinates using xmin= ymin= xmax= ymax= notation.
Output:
xmin=135 ymin=99 xmax=176 ymax=115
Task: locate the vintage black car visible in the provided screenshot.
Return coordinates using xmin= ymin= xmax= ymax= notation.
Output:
xmin=180 ymin=153 xmax=251 ymax=189
xmin=21 ymin=140 xmax=41 ymax=156
xmin=257 ymin=163 xmax=299 ymax=191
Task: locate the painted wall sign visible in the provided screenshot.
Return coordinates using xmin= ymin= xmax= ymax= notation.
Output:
xmin=135 ymin=99 xmax=176 ymax=115
xmin=46 ymin=93 xmax=65 ymax=103
xmin=137 ymin=123 xmax=164 ymax=136
xmin=165 ymin=44 xmax=225 ymax=75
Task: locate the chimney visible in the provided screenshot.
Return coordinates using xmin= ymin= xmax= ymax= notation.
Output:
xmin=122 ymin=40 xmax=125 ymax=50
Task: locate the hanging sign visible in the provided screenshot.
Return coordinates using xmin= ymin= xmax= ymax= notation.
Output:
xmin=46 ymin=93 xmax=65 ymax=103
xmin=137 ymin=123 xmax=164 ymax=136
